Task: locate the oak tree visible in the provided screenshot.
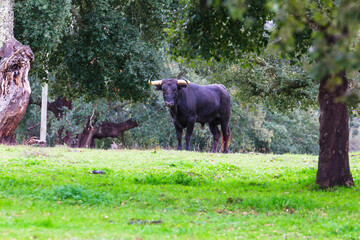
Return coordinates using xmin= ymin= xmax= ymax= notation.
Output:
xmin=168 ymin=0 xmax=360 ymax=188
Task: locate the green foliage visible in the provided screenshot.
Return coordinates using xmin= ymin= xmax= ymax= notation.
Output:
xmin=227 ymin=102 xmax=273 ymax=152
xmin=271 ymin=0 xmax=360 ymax=83
xmin=123 ymin=0 xmax=174 ymax=45
xmin=12 ymin=0 xmax=323 ymax=155
xmin=51 ymin=0 xmax=165 ymax=100
xmin=205 ymin=51 xmax=318 ymax=111
xmin=167 ymin=0 xmax=273 ymax=60
xmin=167 ymin=0 xmax=360 ymax=109
xmin=14 ymin=0 xmax=72 ymax=78
xmin=264 ymin=109 xmax=319 ymax=154
xmin=1 ymin=146 xmax=360 ymax=238
xmin=14 ymin=0 xmax=173 ymax=101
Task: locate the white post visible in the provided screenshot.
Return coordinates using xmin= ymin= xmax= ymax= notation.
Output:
xmin=40 ymin=83 xmax=48 ymax=143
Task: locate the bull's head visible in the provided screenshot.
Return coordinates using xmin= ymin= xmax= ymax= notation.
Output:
xmin=149 ymin=78 xmax=190 ymax=108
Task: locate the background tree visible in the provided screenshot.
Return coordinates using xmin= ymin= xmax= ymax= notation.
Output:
xmin=167 ymin=0 xmax=360 ymax=188
xmin=13 ymin=0 xmax=173 ymax=147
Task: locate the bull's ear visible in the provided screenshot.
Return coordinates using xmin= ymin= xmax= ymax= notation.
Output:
xmin=178 ymin=84 xmax=187 ymax=90
xmin=155 ymin=85 xmax=162 ymax=91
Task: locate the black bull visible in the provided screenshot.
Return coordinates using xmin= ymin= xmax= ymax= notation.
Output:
xmin=154 ymin=79 xmax=231 ymax=153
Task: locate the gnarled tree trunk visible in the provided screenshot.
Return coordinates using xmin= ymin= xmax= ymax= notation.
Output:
xmin=0 ymin=0 xmax=33 ymax=144
xmin=29 ymin=97 xmax=139 ymax=148
xmin=76 ymin=118 xmax=138 ymax=148
xmin=316 ymin=72 xmax=354 ymax=188
xmin=0 ymin=40 xmax=34 ymax=144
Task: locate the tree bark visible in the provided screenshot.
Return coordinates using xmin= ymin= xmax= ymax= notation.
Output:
xmin=0 ymin=0 xmax=34 ymax=144
xmin=0 ymin=39 xmax=34 ymax=144
xmin=76 ymin=118 xmax=138 ymax=148
xmin=316 ymin=72 xmax=354 ymax=188
xmin=0 ymin=0 xmax=14 ymax=46
xmin=48 ymin=97 xmax=73 ymax=119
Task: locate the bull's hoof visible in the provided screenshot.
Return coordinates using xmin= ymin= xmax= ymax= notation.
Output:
xmin=222 ymin=149 xmax=229 ymax=154
xmin=177 ymin=147 xmax=182 ymax=151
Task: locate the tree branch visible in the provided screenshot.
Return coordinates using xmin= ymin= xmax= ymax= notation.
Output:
xmin=177 ymin=70 xmax=187 ymax=79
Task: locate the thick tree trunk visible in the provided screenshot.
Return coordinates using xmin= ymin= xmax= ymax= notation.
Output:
xmin=0 ymin=39 xmax=34 ymax=144
xmin=0 ymin=0 xmax=33 ymax=144
xmin=316 ymin=72 xmax=354 ymax=188
xmin=76 ymin=116 xmax=96 ymax=148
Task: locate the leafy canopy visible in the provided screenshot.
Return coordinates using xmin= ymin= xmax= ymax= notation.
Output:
xmin=14 ymin=0 xmax=174 ymax=101
xmin=167 ymin=0 xmax=273 ymax=61
xmin=167 ymin=0 xmax=360 ymax=110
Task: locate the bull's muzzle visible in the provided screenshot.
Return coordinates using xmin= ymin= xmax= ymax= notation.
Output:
xmin=165 ymin=101 xmax=174 ymax=108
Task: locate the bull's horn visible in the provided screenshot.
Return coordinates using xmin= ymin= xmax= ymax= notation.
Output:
xmin=149 ymin=80 xmax=163 ymax=85
xmin=177 ymin=79 xmax=190 ymax=84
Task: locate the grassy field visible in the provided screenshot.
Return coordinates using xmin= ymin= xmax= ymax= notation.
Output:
xmin=0 ymin=145 xmax=360 ymax=239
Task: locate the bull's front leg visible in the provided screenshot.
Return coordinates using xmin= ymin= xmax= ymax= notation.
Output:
xmin=185 ymin=120 xmax=195 ymax=151
xmin=175 ymin=125 xmax=183 ymax=150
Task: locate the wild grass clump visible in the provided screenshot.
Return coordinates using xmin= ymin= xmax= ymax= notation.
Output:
xmin=134 ymin=170 xmax=205 ymax=186
xmin=46 ymin=184 xmax=115 ymax=205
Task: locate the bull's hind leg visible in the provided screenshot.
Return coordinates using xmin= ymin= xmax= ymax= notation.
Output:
xmin=209 ymin=121 xmax=220 ymax=153
xmin=220 ymin=119 xmax=230 ymax=154
xmin=219 ymin=92 xmax=231 ymax=153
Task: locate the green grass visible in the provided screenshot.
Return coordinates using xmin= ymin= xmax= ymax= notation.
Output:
xmin=1 ymin=145 xmax=360 ymax=239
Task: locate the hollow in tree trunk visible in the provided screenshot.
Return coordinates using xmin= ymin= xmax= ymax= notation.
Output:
xmin=316 ymin=72 xmax=354 ymax=188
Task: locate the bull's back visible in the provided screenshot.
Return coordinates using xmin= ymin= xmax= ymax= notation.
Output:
xmin=180 ymin=83 xmax=230 ymax=122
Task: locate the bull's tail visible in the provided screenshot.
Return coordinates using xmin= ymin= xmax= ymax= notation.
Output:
xmin=221 ymin=132 xmax=231 ymax=151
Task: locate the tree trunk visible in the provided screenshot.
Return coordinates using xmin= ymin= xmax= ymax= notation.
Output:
xmin=75 ymin=116 xmax=96 ymax=148
xmin=76 ymin=118 xmax=138 ymax=148
xmin=0 ymin=0 xmax=14 ymax=45
xmin=0 ymin=39 xmax=34 ymax=144
xmin=29 ymin=97 xmax=139 ymax=148
xmin=0 ymin=0 xmax=33 ymax=144
xmin=316 ymin=72 xmax=354 ymax=188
